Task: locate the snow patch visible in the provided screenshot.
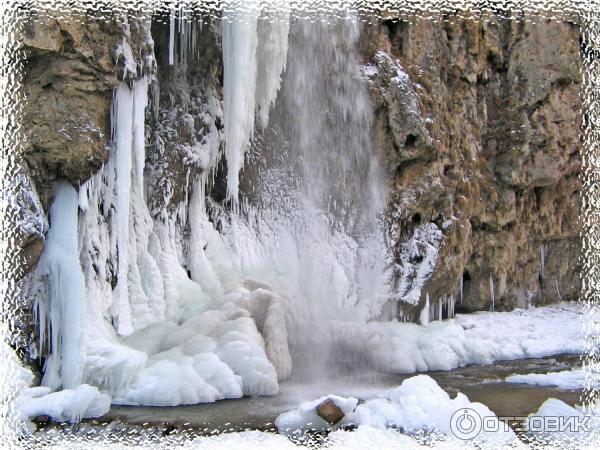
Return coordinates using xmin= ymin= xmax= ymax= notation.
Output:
xmin=506 ymin=368 xmax=588 ymax=390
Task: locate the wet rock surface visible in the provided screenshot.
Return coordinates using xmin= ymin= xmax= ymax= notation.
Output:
xmin=20 ymin=10 xmax=155 ymax=206
xmin=316 ymin=399 xmax=346 ymax=425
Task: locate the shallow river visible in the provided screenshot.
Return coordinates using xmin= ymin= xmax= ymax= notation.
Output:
xmin=102 ymin=354 xmax=583 ymax=434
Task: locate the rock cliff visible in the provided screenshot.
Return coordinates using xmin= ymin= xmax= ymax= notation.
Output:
xmin=360 ymin=17 xmax=582 ymax=314
xmin=15 ymin=12 xmax=582 ymax=321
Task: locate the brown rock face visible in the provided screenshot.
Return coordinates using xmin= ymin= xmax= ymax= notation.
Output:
xmin=316 ymin=399 xmax=346 ymax=425
xmin=360 ymin=17 xmax=582 ymax=314
xmin=20 ymin=10 xmax=155 ymax=207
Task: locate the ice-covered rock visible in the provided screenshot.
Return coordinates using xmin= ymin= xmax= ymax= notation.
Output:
xmin=275 ymin=395 xmax=359 ymax=435
xmin=276 ymin=375 xmax=516 ymax=445
xmin=16 ymin=384 xmax=110 ymax=424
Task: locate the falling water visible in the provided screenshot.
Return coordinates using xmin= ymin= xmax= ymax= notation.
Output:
xmin=221 ymin=15 xmax=389 ymax=377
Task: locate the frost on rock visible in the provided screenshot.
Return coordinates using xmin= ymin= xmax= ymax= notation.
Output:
xmin=390 ymin=223 xmax=443 ymax=305
xmin=363 ymin=51 xmax=430 ymax=159
xmin=8 ymin=169 xmax=47 ymax=248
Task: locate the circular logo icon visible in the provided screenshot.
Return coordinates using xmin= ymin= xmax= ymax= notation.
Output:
xmin=450 ymin=408 xmax=482 ymax=440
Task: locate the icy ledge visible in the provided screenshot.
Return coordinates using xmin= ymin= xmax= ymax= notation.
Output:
xmin=331 ymin=302 xmax=586 ymax=374
xmin=506 ymin=368 xmax=590 ymax=390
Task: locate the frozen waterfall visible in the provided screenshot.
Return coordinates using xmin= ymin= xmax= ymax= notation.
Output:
xmin=218 ymin=16 xmax=390 ymax=378
xmin=30 ymin=11 xmax=434 ymax=408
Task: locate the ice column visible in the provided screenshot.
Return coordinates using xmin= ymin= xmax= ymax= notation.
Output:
xmin=222 ymin=9 xmax=259 ymax=202
xmin=113 ymin=83 xmax=135 ymax=336
xmin=168 ymin=7 xmax=175 ymax=65
xmin=420 ymin=293 xmax=430 ymax=326
xmin=255 ymin=9 xmax=290 ymax=128
xmin=36 ymin=182 xmax=86 ymax=390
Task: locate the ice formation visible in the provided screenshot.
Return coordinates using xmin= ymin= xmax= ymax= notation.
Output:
xmin=391 ymin=223 xmax=443 ymax=306
xmin=489 ymin=274 xmax=495 ymax=312
xmin=527 ymin=398 xmax=597 ymax=446
xmin=319 ymin=303 xmax=584 ymax=374
xmin=32 ymin=69 xmax=288 ymax=409
xmin=275 ymin=394 xmax=359 ymax=434
xmin=3 ymin=342 xmax=109 ymax=433
xmin=221 ymin=3 xmax=290 ymax=201
xmin=34 ymin=181 xmax=86 ymax=390
xmin=25 ymin=11 xmax=586 ymax=420
xmin=16 ymin=385 xmax=110 ymax=424
xmin=276 ymin=374 xmax=516 ymax=445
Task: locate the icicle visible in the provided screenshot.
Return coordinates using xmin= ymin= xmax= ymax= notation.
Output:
xmin=489 ymin=274 xmax=495 ymax=312
xmin=188 ymin=177 xmax=224 ymax=298
xmin=255 ymin=6 xmax=291 ymax=128
xmin=419 ymin=293 xmax=430 ymax=326
xmin=459 ymin=275 xmax=464 ymax=304
xmin=221 ymin=3 xmax=290 ymax=202
xmin=168 ymin=7 xmax=175 ymax=65
xmin=37 ymin=182 xmax=86 ymax=390
xmin=540 ymin=243 xmax=545 ymax=279
xmin=438 ymin=298 xmax=442 ymax=321
xmin=113 ymin=83 xmax=134 ymax=336
xmin=555 ymin=279 xmax=564 ymax=302
xmin=222 ymin=8 xmax=259 ymax=202
xmin=449 ymin=293 xmax=455 ymax=318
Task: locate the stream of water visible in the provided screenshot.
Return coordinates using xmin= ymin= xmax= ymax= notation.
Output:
xmin=103 ymin=354 xmax=583 ymax=433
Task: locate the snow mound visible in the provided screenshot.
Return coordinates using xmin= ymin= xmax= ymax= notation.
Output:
xmin=527 ymin=398 xmax=598 ymax=447
xmin=329 ymin=302 xmax=585 ymax=374
xmin=275 ymin=395 xmax=359 ymax=434
xmin=276 ymin=375 xmax=516 ymax=445
xmin=506 ymin=368 xmax=588 ymax=390
xmin=16 ymin=384 xmax=110 ymax=423
xmin=112 ymin=298 xmax=279 ymax=406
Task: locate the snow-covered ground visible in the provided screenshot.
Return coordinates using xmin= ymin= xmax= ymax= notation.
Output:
xmin=275 ymin=376 xmax=598 ymax=449
xmin=332 ymin=302 xmax=585 ymax=374
xmin=525 ymin=398 xmax=599 ymax=447
xmin=5 ymin=302 xmax=589 ymax=432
